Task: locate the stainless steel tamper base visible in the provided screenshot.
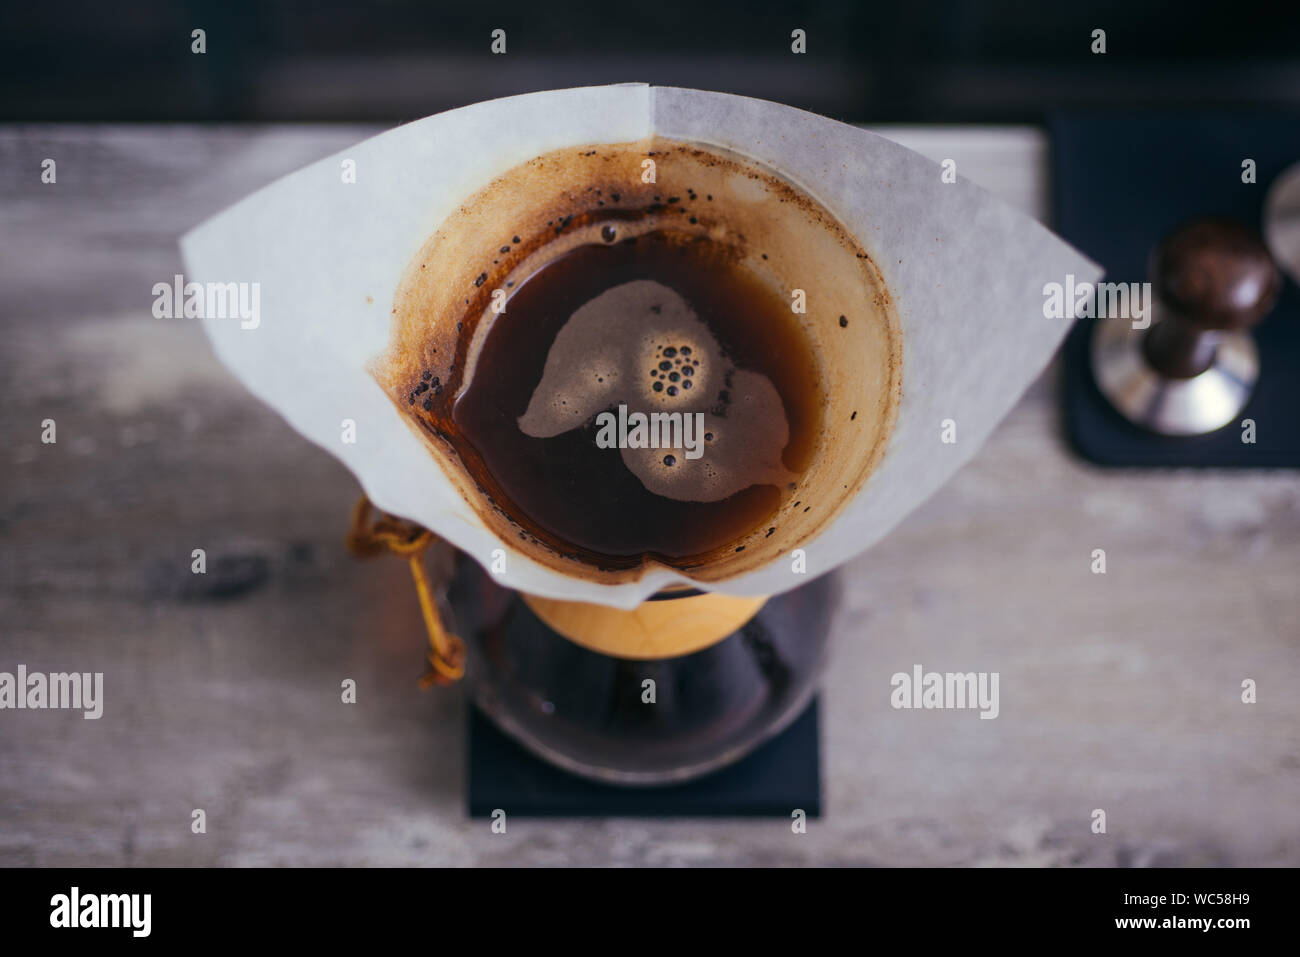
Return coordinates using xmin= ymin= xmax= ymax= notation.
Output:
xmin=1264 ymin=161 xmax=1300 ymax=287
xmin=1091 ymin=318 xmax=1259 ymax=436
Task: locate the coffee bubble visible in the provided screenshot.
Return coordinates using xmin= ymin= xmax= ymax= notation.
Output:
xmin=519 ymin=280 xmax=722 ymax=436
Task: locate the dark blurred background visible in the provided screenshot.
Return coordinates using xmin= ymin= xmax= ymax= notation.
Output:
xmin=3 ymin=0 xmax=1298 ymax=124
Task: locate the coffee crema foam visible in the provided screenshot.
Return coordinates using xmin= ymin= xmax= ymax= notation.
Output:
xmin=517 ymin=278 xmax=795 ymax=503
xmin=372 ymin=138 xmax=902 ymax=584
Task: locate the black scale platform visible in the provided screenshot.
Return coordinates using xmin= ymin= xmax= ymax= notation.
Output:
xmin=467 ymin=699 xmax=820 ymax=818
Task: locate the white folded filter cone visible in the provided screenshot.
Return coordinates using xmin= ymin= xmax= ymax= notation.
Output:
xmin=182 ymin=84 xmax=1100 ymax=609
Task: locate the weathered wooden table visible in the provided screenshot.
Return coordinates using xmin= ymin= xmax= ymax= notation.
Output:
xmin=1 ymin=126 xmax=1296 ymax=866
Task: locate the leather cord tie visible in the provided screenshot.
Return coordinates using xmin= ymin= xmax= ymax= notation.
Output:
xmin=345 ymin=496 xmax=466 ymax=687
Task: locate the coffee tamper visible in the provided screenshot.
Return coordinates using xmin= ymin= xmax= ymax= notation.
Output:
xmin=1092 ymin=218 xmax=1281 ymax=435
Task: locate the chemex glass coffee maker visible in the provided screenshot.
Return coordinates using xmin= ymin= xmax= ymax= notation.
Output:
xmin=449 ymin=554 xmax=839 ymax=785
xmin=182 ymin=85 xmax=1099 ymax=788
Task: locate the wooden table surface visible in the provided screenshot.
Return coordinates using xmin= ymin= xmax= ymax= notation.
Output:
xmin=1 ymin=125 xmax=1297 ymax=867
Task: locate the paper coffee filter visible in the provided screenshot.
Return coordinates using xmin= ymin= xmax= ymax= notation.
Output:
xmin=182 ymin=84 xmax=1101 ymax=609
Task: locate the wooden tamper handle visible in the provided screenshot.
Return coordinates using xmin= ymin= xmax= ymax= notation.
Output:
xmin=1144 ymin=218 xmax=1281 ymax=378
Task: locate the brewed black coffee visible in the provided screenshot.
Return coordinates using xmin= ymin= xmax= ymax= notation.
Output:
xmin=444 ymin=227 xmax=822 ymax=569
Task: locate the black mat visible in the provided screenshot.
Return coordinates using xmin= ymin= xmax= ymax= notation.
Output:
xmin=1052 ymin=110 xmax=1300 ymax=467
xmin=467 ymin=698 xmax=821 ymax=818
